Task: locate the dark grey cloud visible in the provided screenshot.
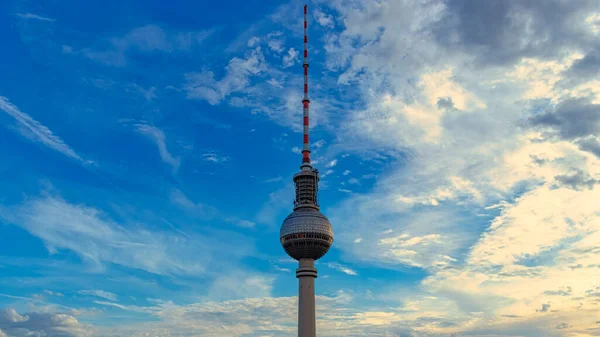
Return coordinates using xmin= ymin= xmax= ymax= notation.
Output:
xmin=543 ymin=286 xmax=573 ymax=296
xmin=437 ymin=97 xmax=455 ymax=110
xmin=577 ymin=137 xmax=600 ymax=158
xmin=586 ymin=286 xmax=600 ymax=298
xmin=564 ymin=48 xmax=600 ymax=81
xmin=434 ymin=0 xmax=599 ymax=65
xmin=554 ymin=170 xmax=600 ymax=191
xmin=537 ymin=303 xmax=551 ymax=312
xmin=0 ymin=308 xmax=89 ymax=337
xmin=529 ymin=97 xmax=600 ymax=140
xmin=555 ymin=322 xmax=570 ymax=329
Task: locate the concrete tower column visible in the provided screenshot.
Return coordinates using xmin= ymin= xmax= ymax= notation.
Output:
xmin=296 ymin=258 xmax=317 ymax=337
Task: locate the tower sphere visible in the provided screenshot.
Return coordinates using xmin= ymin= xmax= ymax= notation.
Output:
xmin=280 ymin=208 xmax=334 ymax=261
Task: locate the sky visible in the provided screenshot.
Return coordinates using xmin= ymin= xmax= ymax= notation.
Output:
xmin=0 ymin=0 xmax=600 ymax=336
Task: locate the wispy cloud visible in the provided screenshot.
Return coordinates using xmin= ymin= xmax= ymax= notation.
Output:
xmin=14 ymin=13 xmax=56 ymax=22
xmin=83 ymin=25 xmax=214 ymax=66
xmin=78 ymin=290 xmax=117 ymax=301
xmin=0 ymin=192 xmax=253 ymax=277
xmin=0 ymin=96 xmax=88 ymax=164
xmin=264 ymin=176 xmax=283 ymax=183
xmin=201 ymin=152 xmax=229 ymax=164
xmin=327 ymin=262 xmax=358 ymax=276
xmin=135 ymin=124 xmax=180 ymax=171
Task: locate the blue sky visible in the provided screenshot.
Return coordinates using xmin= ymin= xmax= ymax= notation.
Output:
xmin=1 ymin=0 xmax=600 ymax=336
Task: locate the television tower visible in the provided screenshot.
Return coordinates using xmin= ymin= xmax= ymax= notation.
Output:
xmin=280 ymin=5 xmax=334 ymax=337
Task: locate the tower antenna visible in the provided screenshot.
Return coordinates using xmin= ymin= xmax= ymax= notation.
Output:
xmin=301 ymin=4 xmax=311 ymax=171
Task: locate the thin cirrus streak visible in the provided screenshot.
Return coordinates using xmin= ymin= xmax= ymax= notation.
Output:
xmin=0 ymin=96 xmax=87 ymax=164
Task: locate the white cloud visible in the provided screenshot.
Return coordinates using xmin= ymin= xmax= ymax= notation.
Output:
xmin=185 ymin=47 xmax=265 ymax=105
xmin=81 ymin=292 xmax=414 ymax=337
xmin=313 ymin=140 xmax=326 ymax=149
xmin=14 ymin=13 xmax=55 ymax=22
xmin=201 ymin=152 xmax=229 ymax=164
xmin=327 ymin=262 xmax=358 ymax=276
xmin=282 ymin=48 xmax=299 ymax=68
xmin=135 ymin=124 xmax=180 ymax=171
xmin=78 ymin=290 xmax=117 ymax=302
xmin=0 ymin=192 xmax=253 ymax=277
xmin=0 ymin=96 xmax=89 ymax=164
xmin=247 ymin=36 xmax=260 ymax=47
xmin=313 ymin=9 xmax=334 ymax=28
xmin=83 ymin=25 xmax=213 ymax=66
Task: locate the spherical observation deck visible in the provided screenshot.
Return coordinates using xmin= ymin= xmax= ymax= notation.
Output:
xmin=280 ymin=207 xmax=334 ymax=261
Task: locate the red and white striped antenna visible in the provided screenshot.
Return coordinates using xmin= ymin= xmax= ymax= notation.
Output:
xmin=301 ymin=4 xmax=311 ymax=171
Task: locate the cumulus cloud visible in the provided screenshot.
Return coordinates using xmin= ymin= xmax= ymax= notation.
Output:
xmin=185 ymin=47 xmax=265 ymax=105
xmin=313 ymin=9 xmax=334 ymax=28
xmin=432 ymin=0 xmax=599 ymax=66
xmin=282 ymin=48 xmax=299 ymax=68
xmin=316 ymin=0 xmax=600 ymax=335
xmin=529 ymin=97 xmax=600 ymax=140
xmin=0 ymin=308 xmax=90 ymax=337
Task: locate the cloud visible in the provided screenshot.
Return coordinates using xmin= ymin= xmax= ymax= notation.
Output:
xmin=543 ymin=286 xmax=572 ymax=297
xmin=201 ymin=152 xmax=229 ymax=164
xmin=432 ymin=0 xmax=598 ymax=66
xmin=83 ymin=25 xmax=213 ymax=66
xmin=327 ymin=262 xmax=358 ymax=276
xmin=282 ymin=48 xmax=299 ymax=68
xmin=0 ymin=192 xmax=253 ymax=277
xmin=310 ymin=1 xmax=600 ymax=335
xmin=529 ymin=97 xmax=600 ymax=140
xmin=554 ymin=169 xmax=599 ymax=190
xmin=0 ymin=96 xmax=88 ymax=164
xmin=77 ymin=290 xmax=117 ymax=301
xmin=348 ymin=178 xmax=360 ymax=185
xmin=0 ymin=308 xmax=90 ymax=337
xmin=135 ymin=124 xmax=181 ymax=171
xmin=78 ymin=292 xmax=426 ymax=336
xmin=326 ymin=159 xmax=338 ymax=168
xmin=184 ymin=47 xmax=265 ymax=105
xmin=313 ymin=9 xmax=335 ymax=28
xmin=564 ymin=49 xmax=600 ymax=82
xmin=14 ymin=13 xmax=56 ymax=22
xmin=43 ymin=290 xmax=64 ymax=297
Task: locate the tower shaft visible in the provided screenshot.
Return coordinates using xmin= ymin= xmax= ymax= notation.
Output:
xmin=297 ymin=258 xmax=317 ymax=337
